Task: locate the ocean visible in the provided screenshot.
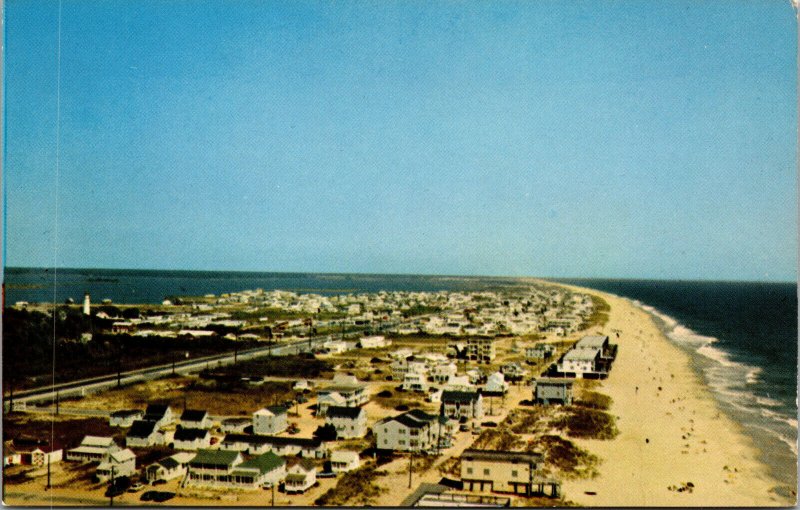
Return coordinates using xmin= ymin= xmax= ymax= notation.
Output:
xmin=3 ymin=268 xmax=797 ymax=488
xmin=556 ymin=278 xmax=798 ymax=491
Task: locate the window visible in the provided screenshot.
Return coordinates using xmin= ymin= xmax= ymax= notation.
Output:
xmin=399 ymin=440 xmax=406 ymax=445
xmin=483 ymin=468 xmax=490 ymax=475
xmin=511 ymin=470 xmax=518 ymax=478
xmin=466 ymin=467 xmax=473 ymax=475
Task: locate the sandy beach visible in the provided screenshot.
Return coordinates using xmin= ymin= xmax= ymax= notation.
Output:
xmin=555 ymin=284 xmax=792 ymax=506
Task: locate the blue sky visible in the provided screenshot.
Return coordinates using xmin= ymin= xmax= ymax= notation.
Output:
xmin=3 ymin=0 xmax=797 ymax=281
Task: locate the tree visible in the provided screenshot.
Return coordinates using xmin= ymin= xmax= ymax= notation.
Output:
xmin=313 ymin=424 xmax=338 ymax=441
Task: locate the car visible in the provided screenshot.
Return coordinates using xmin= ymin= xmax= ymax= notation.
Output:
xmin=481 ymin=421 xmax=498 ymax=428
xmin=128 ymin=482 xmax=145 ymax=493
xmin=317 ymin=471 xmax=337 ymax=479
xmin=459 ymin=424 xmax=469 ymax=432
xmin=152 ymin=479 xmax=167 ymax=486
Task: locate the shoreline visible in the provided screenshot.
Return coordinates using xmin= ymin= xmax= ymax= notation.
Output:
xmin=549 ymin=280 xmax=793 ymax=506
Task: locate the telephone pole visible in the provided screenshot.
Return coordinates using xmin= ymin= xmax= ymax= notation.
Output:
xmin=408 ymin=451 xmax=413 ymax=489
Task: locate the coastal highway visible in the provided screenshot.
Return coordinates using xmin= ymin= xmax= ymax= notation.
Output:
xmin=8 ymin=323 xmax=399 ymax=408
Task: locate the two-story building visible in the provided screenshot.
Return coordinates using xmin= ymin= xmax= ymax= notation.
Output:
xmin=96 ymin=448 xmax=137 ymax=481
xmin=374 ymin=410 xmax=448 ymax=452
xmin=441 ymin=391 xmax=483 ymax=420
xmin=533 ymin=378 xmax=574 ymax=405
xmin=325 ymin=406 xmax=367 ymax=439
xmin=253 ymin=406 xmax=288 ymax=435
xmin=460 ymin=449 xmax=543 ymax=497
xmin=66 ymin=436 xmax=120 ymax=463
xmin=180 ymin=409 xmax=213 ymax=429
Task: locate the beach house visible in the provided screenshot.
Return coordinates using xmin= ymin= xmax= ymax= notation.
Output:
xmin=324 ymin=406 xmax=367 ymax=438
xmin=316 ymin=374 xmax=368 ymax=415
xmin=143 ymin=404 xmax=174 ymax=428
xmin=253 ymin=406 xmax=288 ymax=435
xmin=441 ymin=391 xmax=484 ymax=420
xmin=180 ymin=409 xmax=212 ymax=429
xmin=145 ymin=452 xmax=194 ymax=483
xmin=96 ymin=448 xmax=137 ymax=481
xmin=375 ymin=410 xmax=448 ymax=452
xmin=66 ymin=436 xmax=120 ymax=463
xmin=172 ymin=428 xmax=211 ymax=450
xmin=285 ymin=459 xmax=317 ymax=494
xmin=330 ymin=450 xmax=360 ymax=473
xmin=125 ymin=420 xmax=164 ymax=448
xmin=533 ymin=378 xmax=574 ymax=405
xmin=220 ymin=417 xmax=251 ymax=434
xmin=109 ymin=409 xmax=144 ymax=428
xmin=460 ymin=449 xmax=543 ymax=497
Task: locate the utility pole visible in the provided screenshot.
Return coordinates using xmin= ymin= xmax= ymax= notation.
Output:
xmin=408 ymin=451 xmax=413 ymax=489
xmin=109 ymin=465 xmax=115 ymax=507
xmin=56 ymin=391 xmax=60 ymax=415
xmin=271 ymin=482 xmax=275 ymax=506
xmin=46 ymin=455 xmax=51 ymax=489
xmin=172 ymin=352 xmax=176 ymax=375
xmin=117 ymin=345 xmax=122 ymax=388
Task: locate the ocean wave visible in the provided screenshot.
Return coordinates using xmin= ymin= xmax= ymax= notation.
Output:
xmin=631 ymin=298 xmax=797 ymax=467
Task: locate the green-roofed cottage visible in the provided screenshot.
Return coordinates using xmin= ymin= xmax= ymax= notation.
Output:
xmin=187 ymin=449 xmax=286 ymax=489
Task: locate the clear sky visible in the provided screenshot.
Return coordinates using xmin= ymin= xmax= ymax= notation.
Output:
xmin=3 ymin=0 xmax=797 ymax=281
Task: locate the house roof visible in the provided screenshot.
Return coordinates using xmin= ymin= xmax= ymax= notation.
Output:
xmin=180 ymin=409 xmax=208 ymax=422
xmin=127 ymin=420 xmax=158 ymax=438
xmin=110 ymin=409 xmax=143 ymax=418
xmin=461 ymin=449 xmax=542 ymax=464
xmin=157 ymin=457 xmax=180 ymax=470
xmin=285 ymin=473 xmax=308 ymax=483
xmin=291 ymin=458 xmax=316 ymax=472
xmin=441 ymin=390 xmax=481 ymax=403
xmin=174 ymin=428 xmax=209 ymax=441
xmin=144 ymin=404 xmax=170 ymax=420
xmin=563 ymin=348 xmax=600 ymax=361
xmin=109 ymin=449 xmax=136 ymax=463
xmin=234 ymin=451 xmax=285 ymax=474
xmin=576 ymin=335 xmax=609 ymax=349
xmin=189 ymin=449 xmax=241 ymax=468
xmin=535 ymin=378 xmax=574 ymax=387
xmin=80 ymin=436 xmax=116 ymax=448
xmin=325 ymin=406 xmax=364 ymax=419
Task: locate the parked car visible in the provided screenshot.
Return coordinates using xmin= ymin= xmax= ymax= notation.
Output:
xmin=128 ymin=482 xmax=145 ymax=493
xmin=459 ymin=424 xmax=470 ymax=432
xmin=481 ymin=421 xmax=498 ymax=428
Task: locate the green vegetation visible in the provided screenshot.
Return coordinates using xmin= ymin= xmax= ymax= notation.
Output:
xmin=575 ymin=391 xmax=613 ymax=410
xmin=528 ymin=435 xmax=600 ymax=479
xmin=471 ymin=428 xmax=524 ymax=451
xmin=314 ymin=466 xmax=386 ymax=506
xmin=504 ymin=407 xmax=550 ymax=435
xmin=552 ymin=407 xmax=619 ymax=440
xmin=202 ymin=354 xmax=333 ymax=380
xmin=402 ymin=305 xmax=443 ymax=317
xmin=581 ymin=295 xmax=610 ymax=329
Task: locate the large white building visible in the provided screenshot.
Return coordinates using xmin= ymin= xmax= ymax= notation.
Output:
xmin=253 ymin=406 xmax=288 ymax=435
xmin=374 ymin=410 xmax=449 ymax=452
xmin=325 ymin=406 xmax=367 ymax=439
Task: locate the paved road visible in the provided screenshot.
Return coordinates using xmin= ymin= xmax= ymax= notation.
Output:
xmin=9 ymin=322 xmax=403 ymax=408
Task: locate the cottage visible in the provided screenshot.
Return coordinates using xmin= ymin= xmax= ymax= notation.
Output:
xmin=441 ymin=391 xmax=484 ymax=420
xmin=145 ymin=452 xmax=194 ymax=483
xmin=533 ymin=378 xmax=573 ymax=405
xmin=186 ymin=449 xmax=244 ymax=487
xmin=66 ymin=436 xmax=120 ymax=463
xmin=444 ymin=375 xmax=475 ymax=392
xmin=330 ymin=450 xmax=360 ymax=473
xmin=143 ymin=404 xmax=174 ymax=428
xmin=293 ymin=380 xmax=313 ymax=392
xmin=221 ymin=417 xmax=252 ymax=434
xmin=96 ymin=448 xmax=137 ymax=481
xmin=429 ymin=362 xmax=458 ymax=384
xmin=285 ymin=458 xmax=317 ymax=494
xmin=484 ymin=373 xmax=509 ymax=395
xmin=180 ymin=409 xmax=212 ymax=429
xmin=325 ymin=406 xmax=367 ymax=439
xmin=557 ymin=348 xmax=601 ymax=378
xmin=499 ymin=362 xmax=525 ymax=382
xmin=125 ymin=420 xmax=163 ymax=448
xmin=253 ymin=406 xmax=288 ymax=435
xmin=460 ymin=449 xmax=544 ymax=497
xmin=172 ymin=428 xmax=211 ymax=450
xmin=358 ymin=335 xmax=390 ymax=349
xmin=316 ymin=375 xmax=368 ymax=415
xmin=220 ymin=434 xmax=274 ymax=455
xmin=229 ymin=452 xmax=286 ymax=489
xmin=375 ymin=410 xmax=448 ymax=452
xmin=525 ymin=344 xmax=555 ymax=363
xmin=402 ymin=371 xmax=429 ymax=392
xmin=220 ymin=434 xmax=327 ymax=459
xmin=109 ymin=409 xmax=144 ymax=428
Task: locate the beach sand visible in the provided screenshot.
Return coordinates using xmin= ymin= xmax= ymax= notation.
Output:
xmin=555 ymin=284 xmax=792 ymax=506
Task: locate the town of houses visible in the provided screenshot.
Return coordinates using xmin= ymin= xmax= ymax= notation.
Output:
xmin=5 ymin=283 xmax=618 ymax=506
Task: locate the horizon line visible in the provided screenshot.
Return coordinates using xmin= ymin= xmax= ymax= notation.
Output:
xmin=2 ymin=265 xmax=796 ymax=286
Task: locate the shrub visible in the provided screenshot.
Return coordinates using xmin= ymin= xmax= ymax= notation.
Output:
xmin=553 ymin=407 xmax=618 ymax=440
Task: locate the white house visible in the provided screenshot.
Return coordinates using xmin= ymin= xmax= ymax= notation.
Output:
xmin=429 ymin=362 xmax=458 ymax=384
xmin=323 ymin=340 xmax=349 ymax=354
xmin=375 ymin=410 xmax=448 ymax=452
xmin=221 ymin=417 xmax=251 ymax=434
xmin=325 ymin=406 xmax=367 ymax=439
xmin=402 ymin=371 xmax=429 ymax=392
xmin=66 ymin=436 xmax=120 ymax=463
xmin=441 ymin=391 xmax=484 ymax=420
xmin=96 ymin=448 xmax=136 ymax=481
xmin=285 ymin=459 xmax=317 ymax=494
xmin=125 ymin=420 xmax=165 ymax=448
xmin=180 ymin=409 xmax=212 ymax=429
xmin=172 ymin=428 xmax=211 ymax=450
xmin=293 ymin=380 xmax=313 ymax=392
xmin=145 ymin=452 xmax=194 ymax=483
xmin=358 ymin=335 xmax=391 ymax=349
xmin=253 ymin=406 xmax=288 ymax=435
xmin=557 ymin=348 xmax=600 ymax=377
xmin=316 ymin=375 xmax=369 ymax=415
xmin=109 ymin=409 xmax=144 ymax=428
xmin=444 ymin=375 xmax=475 ymax=392
xmin=143 ymin=404 xmax=174 ymax=428
xmin=484 ymin=372 xmax=509 ymax=394
xmin=330 ymin=450 xmax=360 ymax=473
